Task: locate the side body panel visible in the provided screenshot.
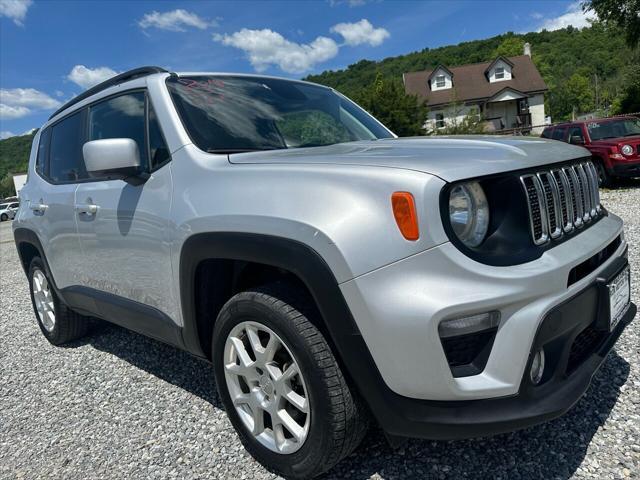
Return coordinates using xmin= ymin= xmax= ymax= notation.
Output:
xmin=74 ymin=163 xmax=176 ymax=320
xmin=13 ymin=131 xmax=83 ymax=289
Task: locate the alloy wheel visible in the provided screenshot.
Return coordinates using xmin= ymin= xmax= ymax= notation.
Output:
xmin=223 ymin=321 xmax=310 ymax=454
xmin=32 ymin=269 xmax=55 ymax=332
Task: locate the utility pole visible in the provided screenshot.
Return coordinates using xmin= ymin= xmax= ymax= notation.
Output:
xmin=594 ymin=73 xmax=599 ymax=113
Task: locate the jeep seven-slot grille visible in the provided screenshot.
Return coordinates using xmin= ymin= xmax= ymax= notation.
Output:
xmin=520 ymin=161 xmax=602 ymax=245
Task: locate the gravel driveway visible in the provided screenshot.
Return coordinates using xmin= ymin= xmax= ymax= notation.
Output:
xmin=1 ymin=184 xmax=639 ymax=480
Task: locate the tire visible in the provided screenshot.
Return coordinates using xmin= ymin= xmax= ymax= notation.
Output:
xmin=28 ymin=257 xmax=90 ymax=345
xmin=212 ymin=283 xmax=369 ymax=479
xmin=595 ymin=160 xmax=614 ymax=188
xmin=0 ymin=213 xmax=7 ymax=221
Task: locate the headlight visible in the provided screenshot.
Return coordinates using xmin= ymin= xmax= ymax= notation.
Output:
xmin=621 ymin=144 xmax=634 ymax=156
xmin=449 ymin=182 xmax=490 ymax=247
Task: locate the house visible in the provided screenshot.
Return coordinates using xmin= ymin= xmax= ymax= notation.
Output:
xmin=403 ymin=43 xmax=548 ymax=134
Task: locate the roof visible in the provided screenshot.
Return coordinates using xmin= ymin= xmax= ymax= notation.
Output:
xmin=403 ymin=55 xmax=547 ymax=107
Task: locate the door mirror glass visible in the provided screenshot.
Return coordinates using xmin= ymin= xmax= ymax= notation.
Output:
xmin=82 ymin=138 xmax=146 ymax=184
xmin=570 ymin=135 xmax=585 ymax=145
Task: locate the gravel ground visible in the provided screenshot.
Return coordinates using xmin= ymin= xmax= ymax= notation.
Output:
xmin=1 ymin=183 xmax=639 ymax=480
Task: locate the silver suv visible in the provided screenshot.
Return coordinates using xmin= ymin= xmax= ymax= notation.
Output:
xmin=13 ymin=67 xmax=635 ymax=479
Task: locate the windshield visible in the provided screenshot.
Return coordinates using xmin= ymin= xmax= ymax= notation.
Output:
xmin=587 ymin=118 xmax=640 ymax=141
xmin=167 ymin=76 xmax=393 ymax=153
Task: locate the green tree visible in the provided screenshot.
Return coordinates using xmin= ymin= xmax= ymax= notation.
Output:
xmin=584 ymin=0 xmax=640 ymax=47
xmin=611 ymin=63 xmax=640 ymax=113
xmin=492 ymin=37 xmax=525 ymax=58
xmin=550 ymin=73 xmax=595 ymax=120
xmin=0 ymin=174 xmax=16 ymax=199
xmin=354 ymin=73 xmax=428 ymax=136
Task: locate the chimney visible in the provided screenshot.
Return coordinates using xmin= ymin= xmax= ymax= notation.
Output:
xmin=524 ymin=42 xmax=531 ymax=57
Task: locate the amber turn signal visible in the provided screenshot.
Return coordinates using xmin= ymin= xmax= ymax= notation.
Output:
xmin=391 ymin=192 xmax=419 ymax=241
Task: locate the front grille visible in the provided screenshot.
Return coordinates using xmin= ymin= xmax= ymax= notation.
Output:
xmin=520 ymin=161 xmax=602 ymax=245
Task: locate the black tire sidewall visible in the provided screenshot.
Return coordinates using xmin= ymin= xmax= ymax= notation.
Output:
xmin=212 ymin=294 xmax=338 ymax=478
xmin=0 ymin=214 xmax=7 ymax=221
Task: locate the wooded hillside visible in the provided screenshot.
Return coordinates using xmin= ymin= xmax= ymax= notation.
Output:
xmin=306 ymin=23 xmax=639 ymax=123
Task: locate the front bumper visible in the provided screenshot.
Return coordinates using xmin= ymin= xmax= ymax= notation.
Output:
xmin=612 ymin=160 xmax=640 ymax=177
xmin=338 ymin=213 xmax=635 ymax=439
xmin=377 ymin=289 xmax=635 ymax=441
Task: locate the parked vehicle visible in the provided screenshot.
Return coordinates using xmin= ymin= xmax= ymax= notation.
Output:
xmin=13 ymin=67 xmax=635 ymax=479
xmin=0 ymin=201 xmax=19 ymax=221
xmin=541 ymin=116 xmax=640 ymax=186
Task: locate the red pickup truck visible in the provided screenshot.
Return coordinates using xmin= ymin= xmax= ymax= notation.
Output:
xmin=541 ymin=116 xmax=640 ymax=186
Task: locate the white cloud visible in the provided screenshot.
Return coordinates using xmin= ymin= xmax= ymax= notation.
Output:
xmin=0 ymin=104 xmax=30 ymax=119
xmin=530 ymin=12 xmax=544 ymax=20
xmin=139 ymin=9 xmax=213 ymax=31
xmin=330 ymin=19 xmax=389 ymax=46
xmin=0 ymin=88 xmax=61 ymax=119
xmin=67 ymin=65 xmax=119 ymax=89
xmin=0 ymin=0 xmax=32 ymax=26
xmin=0 ymin=130 xmax=17 ymax=139
xmin=214 ymin=29 xmax=339 ymax=74
xmin=536 ymin=2 xmax=597 ymax=31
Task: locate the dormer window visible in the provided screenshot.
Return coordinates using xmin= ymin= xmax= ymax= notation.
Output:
xmin=435 ymin=75 xmax=446 ymax=88
xmin=495 ymin=67 xmax=505 ymax=80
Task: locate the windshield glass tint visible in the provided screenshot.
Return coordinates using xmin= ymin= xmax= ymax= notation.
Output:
xmin=587 ymin=118 xmax=640 ymax=140
xmin=166 ymin=76 xmax=392 ymax=152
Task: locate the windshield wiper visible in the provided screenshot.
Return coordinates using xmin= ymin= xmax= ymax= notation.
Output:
xmin=206 ymin=147 xmax=285 ymax=154
xmin=623 ymin=132 xmax=640 ymax=137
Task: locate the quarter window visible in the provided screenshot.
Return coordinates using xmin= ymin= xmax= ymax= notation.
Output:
xmin=36 ymin=128 xmax=50 ymax=176
xmin=49 ymin=111 xmax=87 ymax=183
xmin=89 ymin=92 xmax=147 ymax=167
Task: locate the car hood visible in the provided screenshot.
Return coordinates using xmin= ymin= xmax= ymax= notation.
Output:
xmin=229 ymin=136 xmax=589 ymax=182
xmin=590 ymin=135 xmax=640 ymax=147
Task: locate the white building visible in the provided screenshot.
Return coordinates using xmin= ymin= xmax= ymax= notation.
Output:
xmin=403 ymin=43 xmax=548 ymax=134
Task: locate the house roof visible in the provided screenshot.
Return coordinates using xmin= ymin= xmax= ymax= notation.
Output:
xmin=403 ymin=55 xmax=548 ymax=107
xmin=427 ymin=64 xmax=454 ymax=81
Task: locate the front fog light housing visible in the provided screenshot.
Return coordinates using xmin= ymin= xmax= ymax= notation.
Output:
xmin=449 ymin=181 xmax=490 ymax=248
xmin=530 ymin=348 xmax=545 ymax=384
xmin=438 ymin=311 xmax=501 ymax=338
xmin=621 ymin=144 xmax=634 ymax=156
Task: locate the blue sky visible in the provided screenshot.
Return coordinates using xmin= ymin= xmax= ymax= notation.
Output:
xmin=1 ymin=0 xmax=594 ymax=137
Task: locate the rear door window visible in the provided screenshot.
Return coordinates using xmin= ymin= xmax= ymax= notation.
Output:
xmin=552 ymin=127 xmax=567 ymax=141
xmin=49 ymin=111 xmax=88 ymax=183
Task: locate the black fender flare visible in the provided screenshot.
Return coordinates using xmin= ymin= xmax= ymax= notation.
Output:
xmin=178 ymin=232 xmax=404 ymax=426
xmin=13 ymin=228 xmax=62 ymax=294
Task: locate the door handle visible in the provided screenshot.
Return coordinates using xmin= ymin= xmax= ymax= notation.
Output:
xmin=30 ymin=202 xmax=48 ymax=214
xmin=75 ymin=204 xmax=99 ymax=215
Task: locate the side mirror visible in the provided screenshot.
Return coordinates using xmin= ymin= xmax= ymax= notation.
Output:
xmin=570 ymin=136 xmax=585 ymax=146
xmin=82 ymin=138 xmax=148 ymax=185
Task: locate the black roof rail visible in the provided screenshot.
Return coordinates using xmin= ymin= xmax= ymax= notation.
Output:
xmin=48 ymin=66 xmax=169 ymax=120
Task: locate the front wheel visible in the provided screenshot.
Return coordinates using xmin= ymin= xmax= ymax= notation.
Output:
xmin=0 ymin=213 xmax=7 ymax=221
xmin=212 ymin=283 xmax=368 ymax=479
xmin=595 ymin=160 xmax=614 ymax=188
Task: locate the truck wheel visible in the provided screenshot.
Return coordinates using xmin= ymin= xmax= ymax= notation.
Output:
xmin=28 ymin=257 xmax=90 ymax=345
xmin=595 ymin=161 xmax=614 ymax=188
xmin=0 ymin=213 xmax=7 ymax=221
xmin=212 ymin=283 xmax=368 ymax=479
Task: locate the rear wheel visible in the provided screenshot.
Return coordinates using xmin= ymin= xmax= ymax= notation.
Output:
xmin=0 ymin=213 xmax=7 ymax=221
xmin=212 ymin=283 xmax=368 ymax=479
xmin=28 ymin=257 xmax=90 ymax=345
